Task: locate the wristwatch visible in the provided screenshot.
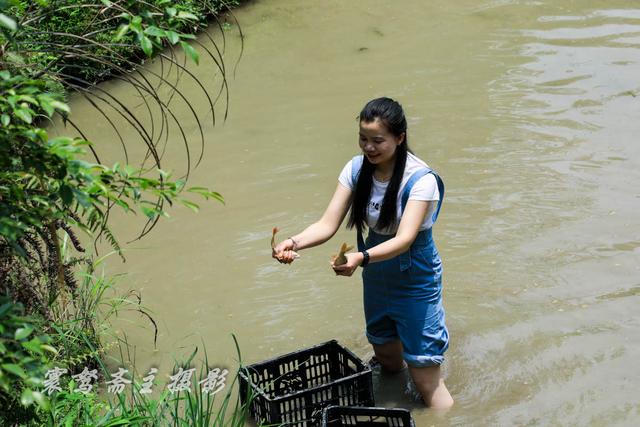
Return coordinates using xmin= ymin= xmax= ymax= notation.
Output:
xmin=360 ymin=250 xmax=370 ymax=267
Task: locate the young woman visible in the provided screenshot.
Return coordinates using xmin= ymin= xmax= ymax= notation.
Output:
xmin=272 ymin=97 xmax=454 ymax=408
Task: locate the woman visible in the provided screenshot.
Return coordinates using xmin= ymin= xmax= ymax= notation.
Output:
xmin=272 ymin=97 xmax=454 ymax=408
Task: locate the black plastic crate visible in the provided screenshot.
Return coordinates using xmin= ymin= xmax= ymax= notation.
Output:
xmin=321 ymin=406 xmax=415 ymax=427
xmin=239 ymin=340 xmax=374 ymax=426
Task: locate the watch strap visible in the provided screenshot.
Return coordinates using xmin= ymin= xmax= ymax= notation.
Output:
xmin=360 ymin=250 xmax=370 ymax=267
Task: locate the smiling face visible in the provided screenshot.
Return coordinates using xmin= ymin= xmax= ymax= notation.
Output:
xmin=358 ymin=118 xmax=405 ymax=170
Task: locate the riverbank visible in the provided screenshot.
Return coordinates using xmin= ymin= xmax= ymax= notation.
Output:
xmin=0 ymin=1 xmax=249 ymax=424
xmin=9 ymin=0 xmax=243 ymax=86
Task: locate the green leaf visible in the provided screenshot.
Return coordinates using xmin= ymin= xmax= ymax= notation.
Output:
xmin=48 ymin=136 xmax=73 ymax=148
xmin=180 ymin=41 xmax=199 ymax=65
xmin=15 ymin=325 xmax=34 ymax=340
xmin=21 ymin=388 xmax=35 ymax=405
xmin=17 ymin=95 xmax=37 ymax=104
xmin=166 ymin=7 xmax=177 ymax=18
xmin=141 ymin=206 xmax=157 ymax=219
xmin=187 ymin=187 xmax=225 ymax=204
xmin=32 ymin=390 xmax=48 ymax=410
xmin=177 ymin=11 xmax=199 ymax=21
xmin=145 ymin=26 xmax=166 ymax=37
xmin=166 ymin=30 xmax=180 ymax=45
xmin=59 ymin=184 xmax=73 ymax=206
xmin=0 ymin=302 xmax=12 ymax=317
xmin=38 ymin=98 xmax=54 ymax=116
xmin=49 ymin=100 xmax=70 ymax=114
xmin=72 ymin=188 xmax=92 ymax=209
xmin=22 ymin=338 xmax=43 ymax=355
xmin=0 ymin=13 xmax=17 ymax=32
xmin=1 ymin=114 xmax=10 ymax=126
xmin=114 ymin=24 xmax=129 ymax=41
xmin=210 ymin=191 xmax=225 ymax=204
xmin=0 ymin=341 xmax=6 ymax=353
xmin=187 ymin=186 xmax=209 ymax=193
xmin=0 ymin=70 xmax=10 ymax=80
xmin=2 ymin=363 xmax=27 ymax=379
xmin=114 ymin=199 xmax=131 ymax=211
xmin=14 ymin=108 xmax=32 ymax=124
xmin=180 ymin=200 xmax=200 ymax=213
xmin=41 ymin=345 xmax=58 ymax=355
xmin=140 ymin=36 xmax=153 ymax=57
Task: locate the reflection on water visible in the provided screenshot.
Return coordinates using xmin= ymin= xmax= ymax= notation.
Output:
xmin=58 ymin=0 xmax=640 ymax=425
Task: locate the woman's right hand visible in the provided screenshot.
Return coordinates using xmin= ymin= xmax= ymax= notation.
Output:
xmin=272 ymin=239 xmax=297 ymax=264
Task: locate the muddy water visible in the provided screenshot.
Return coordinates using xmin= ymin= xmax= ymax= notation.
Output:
xmin=57 ymin=0 xmax=640 ymax=425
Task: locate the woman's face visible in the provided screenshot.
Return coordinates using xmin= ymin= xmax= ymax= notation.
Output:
xmin=358 ymin=118 xmax=404 ymax=168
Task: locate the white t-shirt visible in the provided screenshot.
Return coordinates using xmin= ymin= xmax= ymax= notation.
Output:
xmin=338 ymin=152 xmax=440 ymax=234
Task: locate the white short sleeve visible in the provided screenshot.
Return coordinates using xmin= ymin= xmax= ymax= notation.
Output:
xmin=408 ymin=173 xmax=440 ymax=201
xmin=338 ymin=160 xmax=354 ymax=190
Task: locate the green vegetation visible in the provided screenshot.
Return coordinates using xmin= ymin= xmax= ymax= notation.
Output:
xmin=0 ymin=0 xmax=250 ymax=424
xmin=40 ymin=336 xmax=254 ymax=427
xmin=0 ymin=295 xmax=53 ymax=420
xmin=6 ymin=0 xmax=240 ymax=85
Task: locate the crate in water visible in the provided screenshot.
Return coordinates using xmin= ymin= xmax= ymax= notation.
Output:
xmin=239 ymin=340 xmax=374 ymax=426
xmin=321 ymin=406 xmax=415 ymax=427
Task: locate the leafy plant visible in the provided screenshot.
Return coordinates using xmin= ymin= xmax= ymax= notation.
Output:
xmin=0 ymin=296 xmax=56 ymax=422
xmin=0 ymin=70 xmax=222 ymax=320
xmin=0 ymin=0 xmax=245 ymax=423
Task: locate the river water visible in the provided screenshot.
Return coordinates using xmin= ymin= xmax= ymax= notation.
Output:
xmin=57 ymin=0 xmax=640 ymax=425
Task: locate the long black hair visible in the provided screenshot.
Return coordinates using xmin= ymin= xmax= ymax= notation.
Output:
xmin=347 ymin=97 xmax=412 ymax=234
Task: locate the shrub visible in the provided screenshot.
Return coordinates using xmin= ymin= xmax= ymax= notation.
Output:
xmin=0 ymin=295 xmax=55 ymax=425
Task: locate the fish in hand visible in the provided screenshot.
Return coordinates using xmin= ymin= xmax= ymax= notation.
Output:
xmin=271 ymin=227 xmax=300 ymax=261
xmin=331 ymin=242 xmax=354 ymax=266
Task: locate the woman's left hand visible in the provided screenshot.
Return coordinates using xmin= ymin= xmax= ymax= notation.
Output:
xmin=331 ymin=252 xmax=364 ymax=277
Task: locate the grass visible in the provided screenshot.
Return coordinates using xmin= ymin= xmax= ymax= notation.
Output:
xmin=43 ymin=335 xmax=256 ymax=426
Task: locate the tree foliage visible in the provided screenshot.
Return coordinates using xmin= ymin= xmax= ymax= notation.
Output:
xmin=1 ymin=0 xmax=238 ymax=313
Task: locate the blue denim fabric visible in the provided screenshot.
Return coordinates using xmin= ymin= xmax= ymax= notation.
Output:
xmin=350 ymin=154 xmax=448 ymax=367
xmin=362 ymin=229 xmax=449 ymax=367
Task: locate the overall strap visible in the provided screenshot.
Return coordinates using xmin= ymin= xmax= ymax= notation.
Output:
xmin=401 ymin=168 xmax=445 ymax=224
xmin=350 ymin=155 xmax=366 ymax=251
xmin=350 ymin=154 xmax=363 ymax=184
xmin=397 ymin=168 xmax=444 ymax=272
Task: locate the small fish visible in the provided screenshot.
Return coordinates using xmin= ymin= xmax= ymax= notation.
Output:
xmin=331 ymin=242 xmax=354 ymax=266
xmin=271 ymin=227 xmax=300 ymax=261
xmin=270 ymin=227 xmax=279 ymax=250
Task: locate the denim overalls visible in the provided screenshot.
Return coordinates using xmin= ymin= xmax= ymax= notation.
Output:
xmin=351 ymin=155 xmax=449 ymax=367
